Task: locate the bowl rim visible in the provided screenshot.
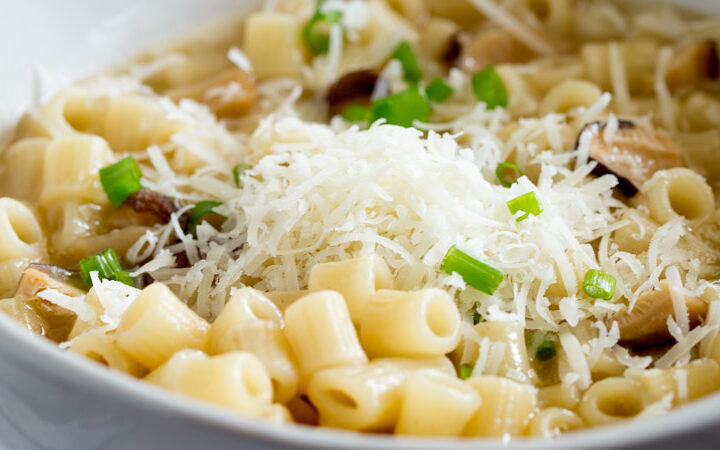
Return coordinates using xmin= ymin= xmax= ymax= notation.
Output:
xmin=2 ymin=0 xmax=720 ymax=446
xmin=1 ymin=311 xmax=719 ymax=449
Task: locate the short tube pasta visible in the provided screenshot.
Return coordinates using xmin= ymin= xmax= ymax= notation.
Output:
xmin=146 ymin=350 xmax=273 ymax=415
xmin=209 ymin=287 xmax=283 ymax=354
xmin=263 ymin=403 xmax=294 ymax=424
xmin=360 ymin=289 xmax=461 ymax=357
xmin=590 ymin=349 xmax=626 ymax=380
xmin=537 ymin=383 xmax=581 ymax=410
xmin=526 ymin=0 xmax=573 ymax=34
xmin=116 ymin=283 xmax=210 ymax=370
xmin=211 ymin=320 xmax=299 ymax=404
xmin=307 ymin=356 xmax=454 ymax=431
xmin=39 ymin=134 xmax=114 ymax=206
xmin=578 ymin=377 xmax=645 ymax=426
xmin=308 ymin=255 xmax=395 ymax=325
xmin=626 ymin=358 xmax=720 ymax=405
xmin=643 ymin=167 xmax=715 ymax=225
xmin=283 ymin=290 xmax=367 ymax=382
xmin=612 ymin=209 xmax=659 ymax=254
xmin=69 ymin=330 xmax=147 ymax=377
xmin=0 ymin=198 xmax=44 ymax=262
xmin=101 ymin=95 xmax=189 ymax=153
xmin=395 ymin=371 xmax=481 ymax=436
xmin=463 ymin=375 xmax=538 ymax=437
xmin=538 ymin=79 xmax=602 ymax=115
xmin=473 ymin=320 xmax=532 ymax=382
xmin=0 ymin=138 xmax=50 ymax=202
xmin=580 ymin=41 xmax=657 ymax=93
xmin=528 ymin=407 xmax=584 ymax=438
xmin=242 ymin=12 xmax=305 ymax=80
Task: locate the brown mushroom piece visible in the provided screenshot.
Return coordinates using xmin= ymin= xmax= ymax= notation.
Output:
xmin=164 ymin=67 xmax=257 ymax=117
xmin=12 ymin=264 xmax=87 ymax=342
xmin=326 ymin=69 xmax=384 ymax=117
xmin=612 ymin=281 xmax=708 ymax=348
xmin=122 ymin=188 xmax=178 ymax=224
xmin=578 ymin=120 xmax=683 ymax=197
xmin=17 ymin=264 xmax=85 ymax=298
xmin=665 ymin=39 xmax=719 ymax=93
xmin=456 ymin=29 xmax=536 ymax=73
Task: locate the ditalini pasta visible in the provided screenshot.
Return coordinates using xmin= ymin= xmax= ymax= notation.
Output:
xmin=1 ymin=0 xmax=720 ymax=441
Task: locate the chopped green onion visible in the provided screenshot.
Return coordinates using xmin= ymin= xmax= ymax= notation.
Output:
xmin=303 ymin=4 xmax=343 ymax=54
xmin=232 ymin=163 xmax=251 ymax=187
xmin=472 ymin=310 xmax=484 ymax=325
xmin=112 ymin=270 xmax=134 ymax=286
xmin=342 ymin=104 xmax=371 ymax=123
xmin=79 ymin=248 xmax=133 ymax=286
xmin=371 ymin=85 xmax=431 ymax=128
xmin=99 ymin=156 xmax=143 ymax=207
xmin=187 ymin=200 xmax=225 ymax=235
xmin=471 ymin=66 xmax=508 ymax=109
xmin=441 ymin=245 xmax=505 ymax=295
xmin=496 ymin=162 xmax=524 ymax=187
xmin=583 ymin=269 xmax=616 ymax=301
xmin=459 ymin=363 xmax=474 ymax=380
xmin=391 ymin=41 xmax=422 ymax=83
xmin=536 ymin=340 xmax=557 ymax=361
xmin=426 ymin=77 xmax=454 ymax=103
xmin=506 ymin=192 xmax=543 ymax=222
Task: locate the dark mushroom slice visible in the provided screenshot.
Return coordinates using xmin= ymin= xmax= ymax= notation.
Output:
xmin=123 ymin=188 xmax=178 ymax=224
xmin=326 ymin=69 xmax=381 ymax=117
xmin=577 ymin=120 xmax=682 ymax=197
xmin=611 ymin=281 xmax=707 ymax=348
xmin=666 ymin=39 xmax=719 ymax=93
xmin=457 ymin=29 xmax=536 ymax=73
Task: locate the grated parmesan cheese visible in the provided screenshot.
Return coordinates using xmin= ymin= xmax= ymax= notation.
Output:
xmin=227 ymin=46 xmax=254 ymax=75
xmin=37 ymin=289 xmax=94 ymax=322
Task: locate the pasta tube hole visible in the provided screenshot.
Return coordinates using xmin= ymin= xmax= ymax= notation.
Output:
xmin=597 ymin=395 xmax=643 ymax=418
xmin=325 ymin=389 xmax=358 ymax=410
xmin=243 ymin=362 xmax=271 ymax=399
xmin=667 ymin=176 xmax=710 ymax=221
xmin=246 ymin=294 xmax=281 ymax=322
xmin=6 ymin=203 xmax=42 ymax=246
xmin=425 ymin=295 xmax=457 ymax=338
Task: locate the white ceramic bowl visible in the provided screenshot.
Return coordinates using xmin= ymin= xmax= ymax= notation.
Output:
xmin=1 ymin=1 xmax=720 ymax=449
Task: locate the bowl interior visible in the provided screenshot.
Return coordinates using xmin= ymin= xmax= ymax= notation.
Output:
xmin=1 ymin=0 xmax=720 ymax=449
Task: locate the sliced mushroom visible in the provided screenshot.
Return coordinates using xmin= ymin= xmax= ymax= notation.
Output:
xmin=13 ymin=264 xmax=87 ymax=343
xmin=17 ymin=264 xmax=84 ymax=298
xmin=326 ymin=69 xmax=380 ymax=116
xmin=165 ymin=67 xmax=257 ymax=117
xmin=612 ymin=281 xmax=708 ymax=348
xmin=578 ymin=120 xmax=682 ymax=197
xmin=666 ymin=39 xmax=719 ymax=92
xmin=122 ymin=188 xmax=178 ymax=224
xmin=457 ymin=29 xmax=536 ymax=73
